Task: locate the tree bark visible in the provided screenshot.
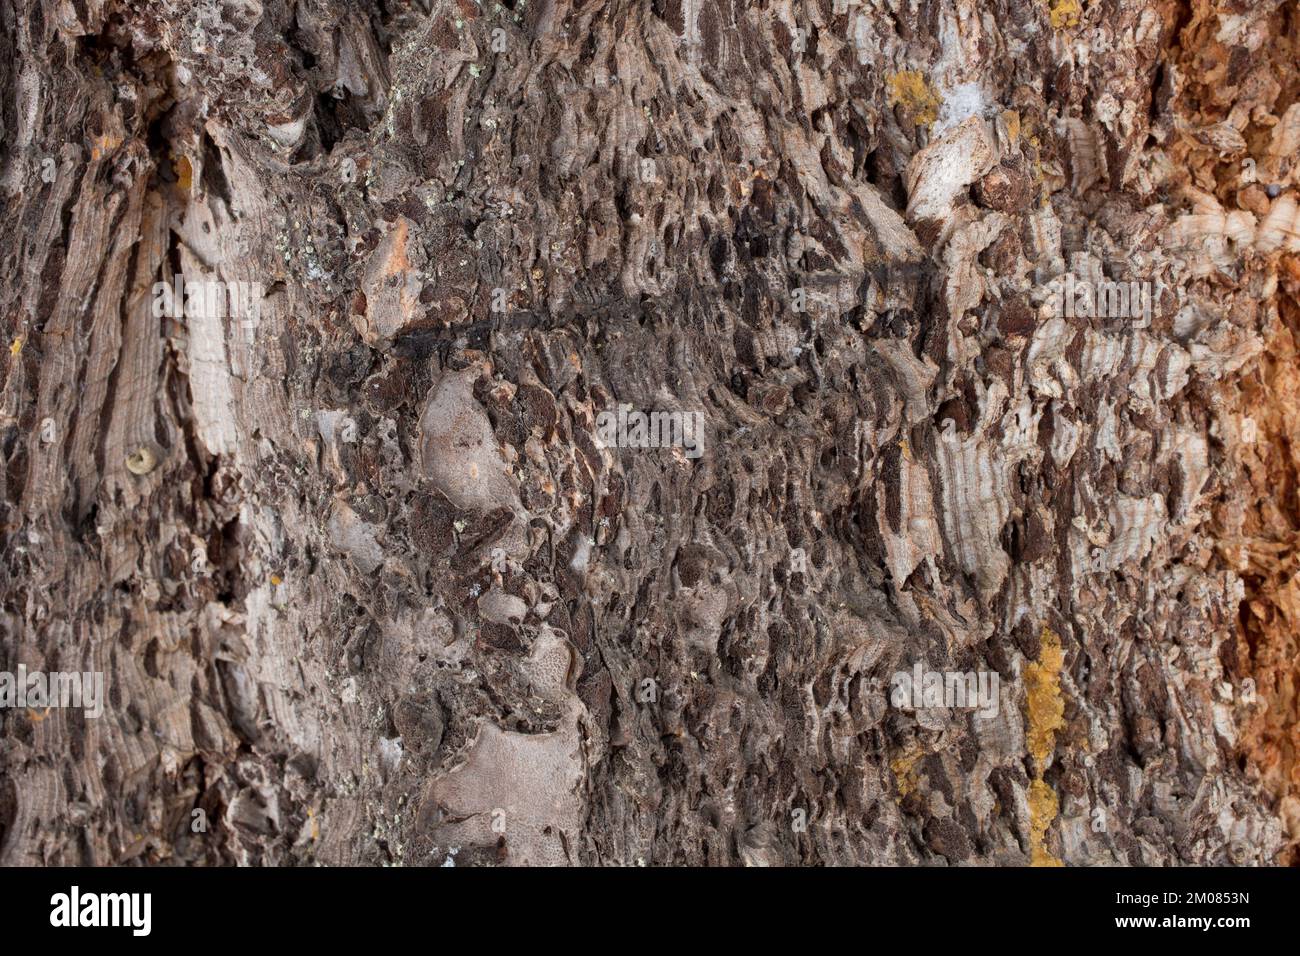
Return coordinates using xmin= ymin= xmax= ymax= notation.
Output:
xmin=1 ymin=0 xmax=1296 ymax=866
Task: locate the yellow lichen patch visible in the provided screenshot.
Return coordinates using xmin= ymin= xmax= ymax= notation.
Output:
xmin=1001 ymin=109 xmax=1021 ymax=145
xmin=174 ymin=155 xmax=193 ymax=192
xmin=1025 ymin=626 xmax=1066 ymax=771
xmin=89 ymin=133 xmax=122 ymax=161
xmin=887 ymin=71 xmax=942 ymax=127
xmin=9 ymin=336 xmax=22 ymax=357
xmin=1028 ymin=778 xmax=1064 ymax=866
xmin=890 ymin=747 xmax=925 ymax=799
xmin=1048 ymin=0 xmax=1081 ymax=30
xmin=1024 ymin=626 xmax=1067 ymax=864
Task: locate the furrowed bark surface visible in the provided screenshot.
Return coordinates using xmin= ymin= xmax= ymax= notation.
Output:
xmin=0 ymin=0 xmax=1296 ymax=865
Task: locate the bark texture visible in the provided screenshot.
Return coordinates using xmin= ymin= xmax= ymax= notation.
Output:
xmin=1 ymin=0 xmax=1297 ymax=865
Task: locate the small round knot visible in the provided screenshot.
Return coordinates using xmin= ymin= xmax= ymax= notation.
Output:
xmin=125 ymin=446 xmax=157 ymax=475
